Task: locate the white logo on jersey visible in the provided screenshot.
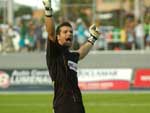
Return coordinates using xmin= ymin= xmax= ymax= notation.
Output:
xmin=68 ymin=60 xmax=77 ymax=72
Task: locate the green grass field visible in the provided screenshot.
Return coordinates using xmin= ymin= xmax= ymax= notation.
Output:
xmin=0 ymin=92 xmax=150 ymax=113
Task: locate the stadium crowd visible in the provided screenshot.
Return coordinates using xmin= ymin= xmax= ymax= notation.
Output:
xmin=0 ymin=17 xmax=150 ymax=53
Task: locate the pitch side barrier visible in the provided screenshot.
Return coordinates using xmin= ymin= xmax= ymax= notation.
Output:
xmin=0 ymin=50 xmax=150 ymax=91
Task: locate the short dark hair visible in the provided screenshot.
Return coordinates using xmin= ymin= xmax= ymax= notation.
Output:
xmin=56 ymin=22 xmax=72 ymax=35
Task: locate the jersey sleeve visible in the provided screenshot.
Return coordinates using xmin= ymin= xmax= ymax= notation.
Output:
xmin=46 ymin=39 xmax=62 ymax=81
xmin=46 ymin=39 xmax=61 ymax=58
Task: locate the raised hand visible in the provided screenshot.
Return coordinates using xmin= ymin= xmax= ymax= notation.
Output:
xmin=42 ymin=0 xmax=53 ymax=17
xmin=88 ymin=24 xmax=101 ymax=45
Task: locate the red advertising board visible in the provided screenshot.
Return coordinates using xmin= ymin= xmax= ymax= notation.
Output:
xmin=134 ymin=69 xmax=150 ymax=88
xmin=79 ymin=81 xmax=130 ymax=90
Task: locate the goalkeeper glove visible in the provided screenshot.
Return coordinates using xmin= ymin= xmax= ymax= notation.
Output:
xmin=42 ymin=0 xmax=53 ymax=17
xmin=88 ymin=24 xmax=100 ymax=45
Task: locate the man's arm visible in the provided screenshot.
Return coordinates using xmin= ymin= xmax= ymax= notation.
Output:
xmin=77 ymin=41 xmax=93 ymax=60
xmin=43 ymin=0 xmax=56 ymax=42
xmin=78 ymin=24 xmax=100 ymax=60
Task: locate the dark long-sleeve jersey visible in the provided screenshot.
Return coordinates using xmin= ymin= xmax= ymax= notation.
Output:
xmin=46 ymin=39 xmax=83 ymax=109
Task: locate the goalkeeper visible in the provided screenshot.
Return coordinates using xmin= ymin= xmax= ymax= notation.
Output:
xmin=42 ymin=0 xmax=100 ymax=113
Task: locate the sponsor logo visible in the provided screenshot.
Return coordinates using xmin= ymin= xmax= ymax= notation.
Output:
xmin=68 ymin=60 xmax=77 ymax=72
xmin=0 ymin=71 xmax=10 ymax=88
xmin=78 ymin=69 xmax=132 ymax=90
xmin=10 ymin=70 xmax=51 ymax=85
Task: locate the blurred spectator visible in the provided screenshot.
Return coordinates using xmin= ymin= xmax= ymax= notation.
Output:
xmin=12 ymin=26 xmax=20 ymax=52
xmin=0 ymin=27 xmax=2 ymax=52
xmin=95 ymin=34 xmax=106 ymax=50
xmin=134 ymin=19 xmax=145 ymax=50
xmin=34 ymin=21 xmax=43 ymax=51
xmin=144 ymin=19 xmax=150 ymax=50
xmin=1 ymin=24 xmax=15 ymax=52
xmin=69 ymin=20 xmax=79 ymax=50
xmin=75 ymin=18 xmax=88 ymax=46
xmin=107 ymin=27 xmax=122 ymax=50
xmin=112 ymin=27 xmax=121 ymax=50
xmin=0 ymin=15 xmax=149 ymax=52
xmin=120 ymin=27 xmax=127 ymax=50
xmin=42 ymin=25 xmax=48 ymax=51
xmin=125 ymin=19 xmax=136 ymax=50
xmin=19 ymin=20 xmax=28 ymax=52
xmin=94 ymin=20 xmax=107 ymax=50
xmin=25 ymin=20 xmax=36 ymax=51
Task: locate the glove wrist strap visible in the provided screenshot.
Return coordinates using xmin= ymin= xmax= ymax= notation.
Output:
xmin=45 ymin=8 xmax=53 ymax=17
xmin=88 ymin=36 xmax=97 ymax=45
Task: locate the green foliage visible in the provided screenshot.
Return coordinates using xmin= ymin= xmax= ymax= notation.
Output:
xmin=15 ymin=6 xmax=33 ymax=17
xmin=60 ymin=0 xmax=92 ymax=21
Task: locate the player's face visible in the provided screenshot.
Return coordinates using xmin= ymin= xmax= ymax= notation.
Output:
xmin=57 ymin=26 xmax=73 ymax=48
